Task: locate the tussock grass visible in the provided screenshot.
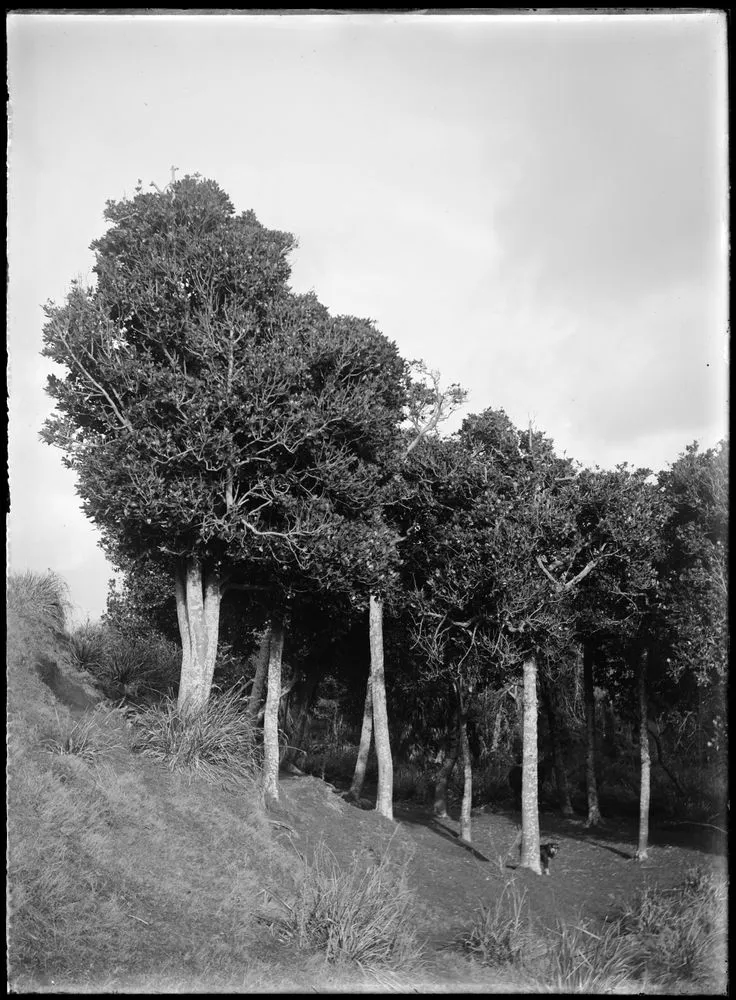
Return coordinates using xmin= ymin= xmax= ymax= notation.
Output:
xmin=66 ymin=622 xmax=106 ymax=673
xmin=459 ymin=880 xmax=531 ymax=967
xmin=40 ymin=712 xmax=105 ymax=762
xmin=459 ymin=868 xmax=727 ymax=994
xmin=270 ymin=841 xmax=423 ymax=968
xmin=542 ymin=919 xmax=633 ymax=993
xmin=128 ymin=686 xmax=260 ymax=783
xmin=7 ymin=570 xmax=69 ymax=637
xmin=613 ymin=867 xmax=728 ymax=990
xmin=40 ymin=708 xmax=123 ymax=762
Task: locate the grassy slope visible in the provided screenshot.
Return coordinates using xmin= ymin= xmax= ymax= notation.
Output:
xmin=7 ymin=602 xmax=498 ymax=994
xmin=7 ymin=586 xmax=727 ymax=995
xmin=7 ymin=605 xmax=308 ymax=992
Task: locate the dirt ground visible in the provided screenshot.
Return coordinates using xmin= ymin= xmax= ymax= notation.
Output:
xmin=273 ymin=771 xmax=727 ymax=952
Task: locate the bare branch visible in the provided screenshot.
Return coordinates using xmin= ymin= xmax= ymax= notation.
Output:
xmin=57 ymin=328 xmax=133 ymax=433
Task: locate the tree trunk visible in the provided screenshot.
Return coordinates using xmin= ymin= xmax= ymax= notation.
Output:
xmin=349 ymin=673 xmax=373 ymax=801
xmin=175 ymin=557 xmax=222 ymax=713
xmin=604 ymin=695 xmax=617 ymax=757
xmin=490 ymin=700 xmax=504 ymax=755
xmin=262 ymin=617 xmax=285 ymax=807
xmin=520 ymin=655 xmax=542 ymax=874
xmin=281 ymin=669 xmax=320 ymax=769
xmin=583 ymin=643 xmax=602 ymax=826
xmin=541 ymin=676 xmax=575 ymax=817
xmin=369 ymin=595 xmax=393 ymax=820
xmin=434 ymin=711 xmax=459 ymax=818
xmin=457 ymin=686 xmax=473 ymax=843
xmin=636 ymin=647 xmax=651 ymax=861
xmin=246 ymin=627 xmax=271 ymax=723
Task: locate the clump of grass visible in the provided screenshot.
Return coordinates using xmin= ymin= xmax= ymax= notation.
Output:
xmin=41 ymin=713 xmax=104 ymax=762
xmin=7 ymin=570 xmax=69 ymax=636
xmin=614 ymin=867 xmax=728 ymax=989
xmin=531 ymin=867 xmax=728 ymax=994
xmin=459 ymin=880 xmax=530 ymax=967
xmin=66 ymin=622 xmax=106 ymax=673
xmin=129 ymin=686 xmax=260 ymax=783
xmin=270 ymin=841 xmax=423 ymax=967
xmin=543 ymin=918 xmax=633 ymax=993
xmin=40 ymin=708 xmax=123 ymax=763
xmin=67 ymin=624 xmax=179 ymax=700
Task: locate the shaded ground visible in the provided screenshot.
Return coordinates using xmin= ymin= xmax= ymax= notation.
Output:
xmin=273 ymin=772 xmax=727 ymax=958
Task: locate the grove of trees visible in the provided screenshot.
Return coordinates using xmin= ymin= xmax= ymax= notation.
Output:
xmin=42 ymin=173 xmax=728 ymax=869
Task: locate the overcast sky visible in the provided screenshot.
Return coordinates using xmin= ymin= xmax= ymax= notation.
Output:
xmin=7 ymin=11 xmax=728 ymax=624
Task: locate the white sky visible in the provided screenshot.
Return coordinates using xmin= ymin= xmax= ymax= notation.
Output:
xmin=7 ymin=11 xmax=729 ymax=624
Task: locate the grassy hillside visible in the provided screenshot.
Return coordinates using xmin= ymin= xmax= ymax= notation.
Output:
xmin=6 ymin=573 xmax=431 ymax=993
xmin=6 ymin=572 xmax=727 ymax=994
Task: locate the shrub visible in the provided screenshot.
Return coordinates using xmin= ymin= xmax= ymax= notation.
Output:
xmin=67 ymin=624 xmax=180 ymax=700
xmin=128 ymin=686 xmax=260 ymax=783
xmin=393 ymin=762 xmax=432 ymax=803
xmin=460 ymin=880 xmax=530 ymax=968
xmin=271 ymin=841 xmax=423 ymax=967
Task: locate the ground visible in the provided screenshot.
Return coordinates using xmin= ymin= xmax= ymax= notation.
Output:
xmin=273 ymin=770 xmax=727 ymax=952
xmin=14 ymin=648 xmax=727 ymax=994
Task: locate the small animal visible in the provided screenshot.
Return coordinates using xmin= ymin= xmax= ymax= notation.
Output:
xmin=540 ymin=841 xmax=560 ymax=875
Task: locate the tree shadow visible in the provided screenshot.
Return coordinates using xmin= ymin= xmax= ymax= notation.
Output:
xmin=394 ymin=807 xmax=492 ymax=862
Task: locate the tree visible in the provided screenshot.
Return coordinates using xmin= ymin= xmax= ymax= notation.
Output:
xmin=635 ymin=645 xmax=651 ymax=860
xmin=403 ymin=411 xmax=595 ymax=851
xmin=41 ymin=175 xmax=408 ymax=724
xmin=348 ymin=366 xmax=465 ymax=820
xmin=657 ymin=441 xmax=728 ymax=692
xmin=564 ymin=465 xmax=670 ymax=828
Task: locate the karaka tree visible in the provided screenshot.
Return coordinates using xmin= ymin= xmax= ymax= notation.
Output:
xmin=42 ymin=174 xmax=407 ymax=727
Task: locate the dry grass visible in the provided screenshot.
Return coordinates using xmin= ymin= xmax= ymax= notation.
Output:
xmin=7 ymin=570 xmax=70 ymax=636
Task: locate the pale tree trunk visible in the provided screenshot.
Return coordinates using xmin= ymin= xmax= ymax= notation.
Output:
xmin=175 ymin=557 xmax=222 ymax=713
xmin=636 ymin=647 xmax=651 ymax=861
xmin=434 ymin=709 xmax=459 ymax=818
xmin=349 ymin=674 xmax=373 ymax=801
xmin=246 ymin=627 xmax=271 ymax=723
xmin=583 ymin=643 xmax=602 ymax=826
xmin=541 ymin=676 xmax=575 ymax=817
xmin=370 ymin=595 xmax=393 ymax=820
xmin=262 ymin=618 xmax=285 ymax=807
xmin=490 ymin=702 xmax=504 ymax=755
xmin=457 ymin=685 xmax=473 ymax=843
xmin=520 ymin=655 xmax=542 ymax=875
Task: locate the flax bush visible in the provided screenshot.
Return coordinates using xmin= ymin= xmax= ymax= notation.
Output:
xmin=460 ymin=880 xmax=531 ymax=968
xmin=129 ymin=686 xmax=260 ymax=783
xmin=272 ymin=841 xmax=423 ymax=967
